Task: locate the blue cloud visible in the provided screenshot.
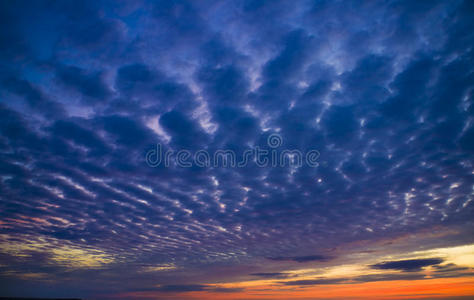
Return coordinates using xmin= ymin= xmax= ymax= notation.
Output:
xmin=371 ymin=258 xmax=444 ymax=272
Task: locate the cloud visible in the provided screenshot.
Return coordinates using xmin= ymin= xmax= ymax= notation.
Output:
xmin=210 ymin=287 xmax=245 ymax=293
xmin=250 ymin=272 xmax=293 ymax=279
xmin=280 ymin=261 xmax=474 ymax=288
xmin=155 ymin=284 xmax=243 ymax=293
xmin=55 ymin=65 xmax=110 ymax=102
xmin=156 ymin=284 xmax=208 ymax=292
xmin=370 ymin=258 xmax=444 ymax=272
xmin=353 ymin=272 xmax=427 ymax=282
xmin=0 ymin=77 xmax=64 ymax=116
xmin=282 ymin=278 xmax=348 ymax=286
xmin=0 ymin=0 xmax=473 ymax=298
xmin=432 ymin=263 xmax=471 ymax=274
xmin=267 ymin=255 xmax=332 ymax=263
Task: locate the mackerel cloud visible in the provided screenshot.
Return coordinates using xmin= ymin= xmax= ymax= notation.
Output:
xmin=0 ymin=0 xmax=473 ymax=297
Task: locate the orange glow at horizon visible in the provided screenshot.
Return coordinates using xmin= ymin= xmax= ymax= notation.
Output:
xmin=112 ymin=277 xmax=474 ymax=300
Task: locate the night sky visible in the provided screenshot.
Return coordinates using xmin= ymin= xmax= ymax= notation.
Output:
xmin=1 ymin=1 xmax=474 ymax=299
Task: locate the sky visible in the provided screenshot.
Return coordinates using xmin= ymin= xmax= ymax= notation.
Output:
xmin=0 ymin=0 xmax=473 ymax=299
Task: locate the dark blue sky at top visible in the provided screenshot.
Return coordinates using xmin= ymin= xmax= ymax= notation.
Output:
xmin=0 ymin=0 xmax=473 ymax=298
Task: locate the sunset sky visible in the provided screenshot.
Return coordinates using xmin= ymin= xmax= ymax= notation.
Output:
xmin=0 ymin=1 xmax=473 ymax=299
